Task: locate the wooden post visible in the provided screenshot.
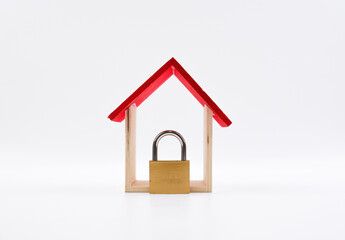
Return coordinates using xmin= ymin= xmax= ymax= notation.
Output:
xmin=203 ymin=105 xmax=213 ymax=192
xmin=190 ymin=105 xmax=213 ymax=192
xmin=125 ymin=104 xmax=149 ymax=192
xmin=125 ymin=104 xmax=136 ymax=192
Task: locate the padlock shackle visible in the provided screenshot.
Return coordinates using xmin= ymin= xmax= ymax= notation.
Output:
xmin=152 ymin=130 xmax=186 ymax=161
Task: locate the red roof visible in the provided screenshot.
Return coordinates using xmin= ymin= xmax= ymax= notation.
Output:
xmin=108 ymin=58 xmax=232 ymax=127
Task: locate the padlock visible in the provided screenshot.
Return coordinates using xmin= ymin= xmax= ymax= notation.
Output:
xmin=149 ymin=130 xmax=190 ymax=194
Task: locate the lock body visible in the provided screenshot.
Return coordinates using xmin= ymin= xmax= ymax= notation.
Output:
xmin=149 ymin=130 xmax=190 ymax=194
xmin=149 ymin=160 xmax=190 ymax=194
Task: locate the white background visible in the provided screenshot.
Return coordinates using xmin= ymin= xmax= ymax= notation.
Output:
xmin=1 ymin=0 xmax=345 ymax=239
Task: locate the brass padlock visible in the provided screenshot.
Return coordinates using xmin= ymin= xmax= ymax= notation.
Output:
xmin=149 ymin=130 xmax=190 ymax=194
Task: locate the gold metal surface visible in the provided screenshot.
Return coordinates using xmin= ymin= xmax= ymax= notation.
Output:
xmin=149 ymin=160 xmax=190 ymax=194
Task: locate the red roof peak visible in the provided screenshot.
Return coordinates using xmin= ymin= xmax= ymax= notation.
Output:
xmin=108 ymin=58 xmax=232 ymax=127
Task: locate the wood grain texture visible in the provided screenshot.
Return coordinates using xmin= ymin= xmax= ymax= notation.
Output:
xmin=190 ymin=180 xmax=206 ymax=192
xmin=125 ymin=105 xmax=136 ymax=192
xmin=130 ymin=180 xmax=149 ymax=192
xmin=204 ymin=105 xmax=213 ymax=192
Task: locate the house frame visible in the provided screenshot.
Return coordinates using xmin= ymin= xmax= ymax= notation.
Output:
xmin=108 ymin=58 xmax=231 ymax=193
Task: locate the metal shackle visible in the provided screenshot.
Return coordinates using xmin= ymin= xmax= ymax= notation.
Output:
xmin=152 ymin=130 xmax=186 ymax=161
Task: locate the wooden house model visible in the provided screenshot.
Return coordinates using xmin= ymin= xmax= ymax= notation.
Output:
xmin=108 ymin=58 xmax=232 ymax=192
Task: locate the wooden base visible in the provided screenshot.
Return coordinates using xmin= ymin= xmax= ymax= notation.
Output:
xmin=126 ymin=180 xmax=149 ymax=192
xmin=125 ymin=180 xmax=210 ymax=193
